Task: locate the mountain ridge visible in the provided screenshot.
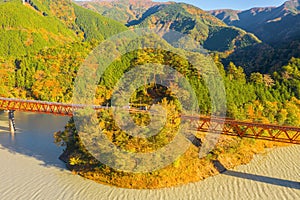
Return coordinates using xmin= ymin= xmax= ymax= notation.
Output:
xmin=77 ymin=0 xmax=168 ymax=23
xmin=78 ymin=1 xmax=261 ymax=53
xmin=210 ymin=0 xmax=300 ymax=44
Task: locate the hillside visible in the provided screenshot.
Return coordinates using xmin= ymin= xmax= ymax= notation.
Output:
xmin=26 ymin=0 xmax=77 ymax=28
xmin=0 ymin=0 xmax=128 ymax=99
xmin=129 ymin=3 xmax=260 ymax=52
xmin=78 ymin=0 xmax=165 ymax=24
xmin=29 ymin=0 xmax=128 ymax=41
xmin=0 ymin=0 xmax=77 ymax=57
xmin=79 ymin=1 xmax=261 ymax=53
xmin=223 ymin=39 xmax=300 ymax=74
xmin=0 ymin=0 xmax=128 ymax=57
xmin=210 ymin=0 xmax=300 ymax=74
xmin=73 ymin=3 xmax=127 ymax=41
xmin=210 ymin=0 xmax=300 ymax=44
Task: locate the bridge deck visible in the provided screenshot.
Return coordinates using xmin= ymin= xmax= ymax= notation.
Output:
xmin=0 ymin=97 xmax=299 ymax=144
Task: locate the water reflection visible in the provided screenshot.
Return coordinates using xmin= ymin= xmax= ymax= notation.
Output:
xmin=0 ymin=111 xmax=70 ymax=167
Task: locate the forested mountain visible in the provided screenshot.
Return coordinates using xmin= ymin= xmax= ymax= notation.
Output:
xmin=2 ymin=0 xmax=299 ymax=115
xmin=210 ymin=0 xmax=300 ymax=44
xmin=73 ymin=3 xmax=127 ymax=41
xmin=79 ymin=1 xmax=261 ymax=53
xmin=0 ymin=0 xmax=127 ymax=99
xmin=77 ymin=0 xmax=165 ymax=23
xmin=223 ymin=40 xmax=300 ymax=74
xmin=129 ymin=3 xmax=261 ymax=52
xmin=0 ymin=0 xmax=127 ymax=57
xmin=0 ymin=0 xmax=77 ymax=57
xmin=208 ymin=0 xmax=300 ymax=74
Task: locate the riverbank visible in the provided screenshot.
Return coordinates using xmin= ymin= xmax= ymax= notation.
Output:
xmin=59 ymin=125 xmax=290 ymax=189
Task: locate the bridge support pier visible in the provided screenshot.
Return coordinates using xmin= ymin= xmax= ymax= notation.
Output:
xmin=8 ymin=110 xmax=16 ymax=134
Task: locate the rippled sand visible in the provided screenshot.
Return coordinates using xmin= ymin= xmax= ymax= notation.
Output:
xmin=0 ymin=143 xmax=299 ymax=200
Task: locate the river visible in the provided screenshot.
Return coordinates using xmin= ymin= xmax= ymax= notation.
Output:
xmin=0 ymin=112 xmax=299 ymax=200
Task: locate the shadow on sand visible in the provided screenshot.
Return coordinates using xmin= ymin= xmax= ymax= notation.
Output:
xmin=213 ymin=160 xmax=300 ymax=190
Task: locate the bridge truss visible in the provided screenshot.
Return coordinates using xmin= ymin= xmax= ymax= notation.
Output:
xmin=0 ymin=97 xmax=299 ymax=144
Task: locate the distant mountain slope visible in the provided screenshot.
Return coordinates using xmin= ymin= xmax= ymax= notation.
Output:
xmin=127 ymin=3 xmax=261 ymax=52
xmin=78 ymin=0 xmax=165 ymax=24
xmin=209 ymin=9 xmax=240 ymax=23
xmin=79 ymin=1 xmax=260 ymax=52
xmin=210 ymin=0 xmax=300 ymax=44
xmin=223 ymin=40 xmax=300 ymax=74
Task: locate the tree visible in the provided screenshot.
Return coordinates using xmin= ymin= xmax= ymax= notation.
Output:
xmin=227 ymin=62 xmax=246 ymax=83
xmin=263 ymin=74 xmax=275 ymax=87
xmin=250 ymin=72 xmax=263 ymax=84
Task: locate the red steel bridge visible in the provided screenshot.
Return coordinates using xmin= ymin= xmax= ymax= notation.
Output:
xmin=0 ymin=97 xmax=300 ymax=144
